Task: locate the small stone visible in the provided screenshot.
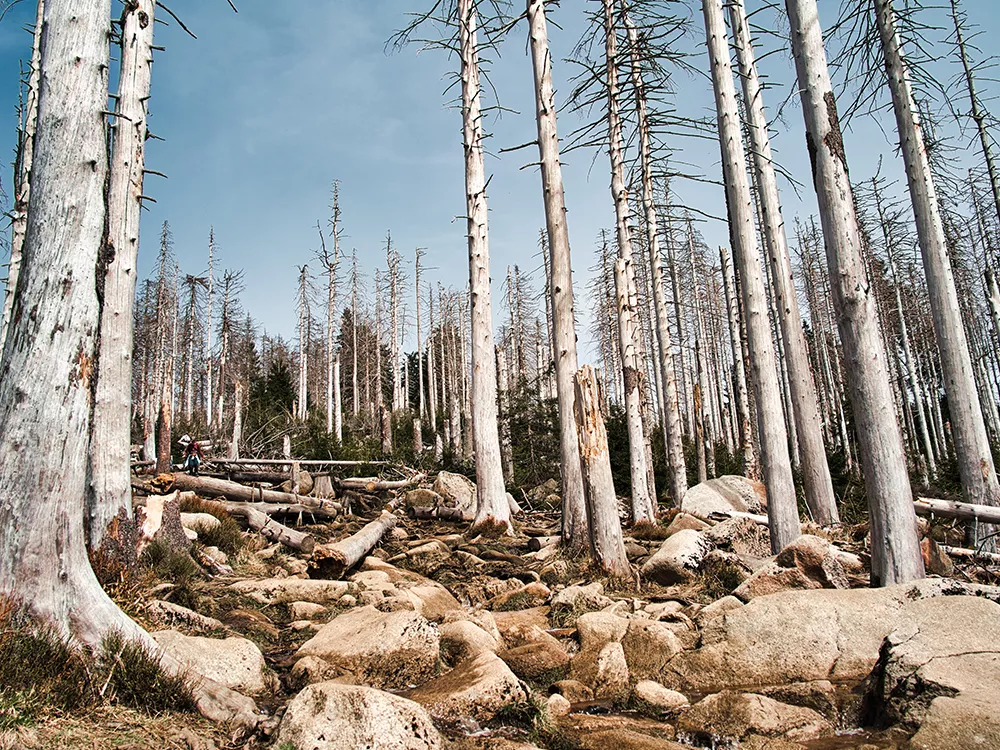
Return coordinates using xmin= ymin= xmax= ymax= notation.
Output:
xmin=550 ymin=679 xmax=593 ymax=704
xmin=592 ymin=642 xmax=630 ymax=700
xmin=633 ymin=680 xmax=689 ymax=714
xmin=547 ymin=692 xmax=571 ymax=717
xmin=290 ymin=601 xmax=327 ymax=621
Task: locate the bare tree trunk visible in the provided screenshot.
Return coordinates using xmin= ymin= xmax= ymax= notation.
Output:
xmin=0 ymin=0 xmax=257 ymax=725
xmin=875 ymin=0 xmax=1000 ymax=544
xmin=497 ymin=345 xmax=514 ymax=483
xmin=785 ymin=0 xmax=923 ymax=584
xmin=206 ymin=230 xmax=215 ymax=428
xmin=1 ymin=0 xmax=43 ymax=349
xmin=459 ymin=0 xmax=510 ymax=532
xmin=351 ymin=250 xmax=360 ymax=417
xmin=574 ymin=365 xmax=631 ymax=577
xmin=623 ymin=9 xmax=687 ymax=505
xmin=604 ymin=0 xmax=652 ymax=522
xmin=704 ymin=0 xmax=799 ymax=552
xmin=730 ymin=0 xmax=838 ymax=523
xmin=230 ymin=379 xmax=244 ymax=460
xmin=721 ymin=246 xmax=756 ymax=477
xmin=527 ymin=0 xmax=588 ymax=544
xmin=87 ymin=0 xmax=154 ymax=551
xmin=689 ymin=234 xmax=716 ymax=481
xmin=667 ymin=221 xmax=694 ymax=443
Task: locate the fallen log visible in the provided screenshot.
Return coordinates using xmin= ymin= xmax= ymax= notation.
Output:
xmin=311 ymin=511 xmax=397 ymax=578
xmin=913 ymin=496 xmax=1000 ymax=525
xmin=707 ymin=509 xmax=770 ymax=526
xmin=166 ymin=473 xmax=329 ymax=509
xmin=223 ymin=500 xmax=342 ymax=520
xmin=406 ymin=506 xmax=471 ymax=522
xmin=201 ymin=500 xmax=315 ymax=554
xmin=334 ymin=473 xmax=426 ymax=492
xmin=527 ymin=535 xmax=560 ymax=552
xmin=940 ymin=545 xmax=1000 ymax=565
xmin=213 ymin=458 xmax=388 ymax=468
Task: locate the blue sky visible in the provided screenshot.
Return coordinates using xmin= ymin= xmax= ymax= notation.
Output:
xmin=0 ymin=0 xmax=996 ymax=361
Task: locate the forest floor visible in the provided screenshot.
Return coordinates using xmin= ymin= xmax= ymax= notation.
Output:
xmin=3 ymin=468 xmax=998 ymax=749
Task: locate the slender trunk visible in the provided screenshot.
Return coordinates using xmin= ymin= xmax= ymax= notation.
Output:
xmin=604 ymin=0 xmax=652 ymax=521
xmin=459 ymin=0 xmax=510 ymax=531
xmin=206 ymin=231 xmax=215 ymax=427
xmin=527 ymin=0 xmax=588 ymax=543
xmin=623 ymin=8 xmax=687 ymax=505
xmin=785 ymin=0 xmax=923 ymax=583
xmin=704 ymin=0 xmax=799 ymax=551
xmin=875 ymin=0 xmax=1000 ymax=540
xmin=87 ymin=0 xmax=154 ymax=550
xmin=721 ymin=246 xmax=755 ymax=476
xmin=1 ymin=0 xmax=43 ymax=349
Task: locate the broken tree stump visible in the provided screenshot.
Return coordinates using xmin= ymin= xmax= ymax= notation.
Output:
xmin=311 ymin=511 xmax=398 ymax=578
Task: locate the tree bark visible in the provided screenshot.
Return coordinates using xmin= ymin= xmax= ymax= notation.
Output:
xmin=622 ymin=8 xmax=688 ymax=506
xmin=312 ymin=511 xmax=397 ymax=578
xmin=527 ymin=0 xmax=588 ymax=545
xmin=458 ymin=0 xmax=510 ymax=533
xmin=703 ymin=0 xmax=800 ymax=552
xmin=720 ymin=246 xmax=756 ymax=477
xmin=0 ymin=0 xmax=257 ymax=726
xmin=729 ymin=0 xmax=838 ymax=524
xmin=875 ymin=0 xmax=1000 ymax=545
xmin=785 ymin=0 xmax=923 ymax=584
xmin=86 ymin=0 xmax=154 ymax=553
xmin=574 ymin=365 xmax=631 ymax=577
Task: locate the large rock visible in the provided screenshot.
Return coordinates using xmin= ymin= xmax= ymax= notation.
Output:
xmin=439 ymin=620 xmax=499 ymax=666
xmin=499 ymin=639 xmax=570 ymax=682
xmin=875 ymin=596 xmax=1000 ymax=750
xmin=592 ymin=642 xmax=629 ymax=700
xmin=405 ymin=652 xmax=528 ymax=724
xmin=661 ymin=579 xmax=1000 ymax=693
xmin=277 ymin=682 xmax=442 ymax=750
xmin=773 ymin=535 xmax=849 ymax=589
xmin=704 ymin=516 xmax=771 ymax=557
xmin=296 ymin=606 xmax=439 ymax=689
xmin=731 ymin=561 xmax=822 ymax=601
xmin=433 ymin=471 xmax=477 ymax=516
xmin=680 ymin=476 xmax=766 ymax=521
xmin=550 ymin=582 xmax=613 ymax=614
xmin=404 ymin=488 xmax=444 ymax=509
xmin=621 ymin=620 xmax=683 ymax=681
xmin=677 ymin=691 xmax=831 ymax=743
xmin=230 ymin=578 xmax=350 ymax=605
xmin=180 ymin=512 xmax=221 ymax=534
xmin=663 ymin=513 xmax=709 ymax=536
xmin=640 ymin=530 xmax=711 ymax=585
xmin=632 ymin=681 xmax=688 ymax=714
xmin=152 ymin=630 xmax=269 ymax=696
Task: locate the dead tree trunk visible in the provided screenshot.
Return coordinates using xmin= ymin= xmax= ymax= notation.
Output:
xmin=704 ymin=0 xmax=800 ymax=552
xmin=875 ymin=0 xmax=1000 ymax=544
xmin=312 ymin=512 xmax=398 ymax=578
xmin=459 ymin=0 xmax=510 ymax=533
xmin=785 ymin=0 xmax=923 ymax=584
xmin=87 ymin=0 xmax=154 ymax=553
xmin=0 ymin=0 xmax=257 ymax=725
xmin=729 ymin=0 xmax=837 ymax=524
xmin=720 ymin=246 xmax=756 ymax=477
xmin=527 ymin=0 xmax=588 ymax=545
xmin=574 ymin=365 xmax=631 ymax=577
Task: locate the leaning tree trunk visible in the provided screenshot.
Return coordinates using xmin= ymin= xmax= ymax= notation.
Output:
xmin=86 ymin=0 xmax=154 ymax=553
xmin=785 ymin=0 xmax=923 ymax=584
xmin=459 ymin=0 xmax=510 ymax=532
xmin=604 ymin=0 xmax=652 ymax=523
xmin=623 ymin=9 xmax=688 ymax=506
xmin=875 ymin=0 xmax=1000 ymax=544
xmin=704 ymin=0 xmax=800 ymax=552
xmin=574 ymin=365 xmax=631 ymax=577
xmin=1 ymin=0 xmax=43 ymax=349
xmin=527 ymin=0 xmax=588 ymax=546
xmin=0 ymin=0 xmax=257 ymax=726
xmin=729 ymin=0 xmax=838 ymax=525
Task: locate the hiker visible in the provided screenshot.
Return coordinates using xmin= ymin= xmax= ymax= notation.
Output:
xmin=182 ymin=437 xmax=204 ymax=476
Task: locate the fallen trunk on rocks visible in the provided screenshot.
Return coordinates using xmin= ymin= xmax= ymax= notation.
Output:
xmin=914 ymin=496 xmax=1000 ymax=525
xmin=202 ymin=499 xmax=315 ymax=554
xmin=940 ymin=545 xmax=1000 ymax=565
xmin=166 ymin=473 xmax=337 ymax=510
xmin=312 ymin=511 xmax=398 ymax=578
xmin=336 ymin=474 xmax=426 ymax=492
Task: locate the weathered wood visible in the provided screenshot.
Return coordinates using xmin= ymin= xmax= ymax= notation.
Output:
xmin=214 ymin=458 xmax=387 ymax=467
xmin=940 ymin=545 xmax=1000 ymax=565
xmin=166 ymin=472 xmax=333 ymax=510
xmin=528 ymin=535 xmax=560 ymax=551
xmin=707 ymin=510 xmax=770 ymax=526
xmin=574 ymin=365 xmax=631 ymax=577
xmin=914 ymin=497 xmax=1000 ymax=525
xmin=526 ymin=0 xmax=589 ymax=547
xmin=784 ymin=0 xmax=924 ymax=585
xmin=222 ymin=501 xmax=341 ymax=520
xmin=214 ymin=502 xmax=314 ymax=554
xmin=312 ymin=511 xmax=398 ymax=578
xmin=334 ymin=473 xmax=425 ymax=492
